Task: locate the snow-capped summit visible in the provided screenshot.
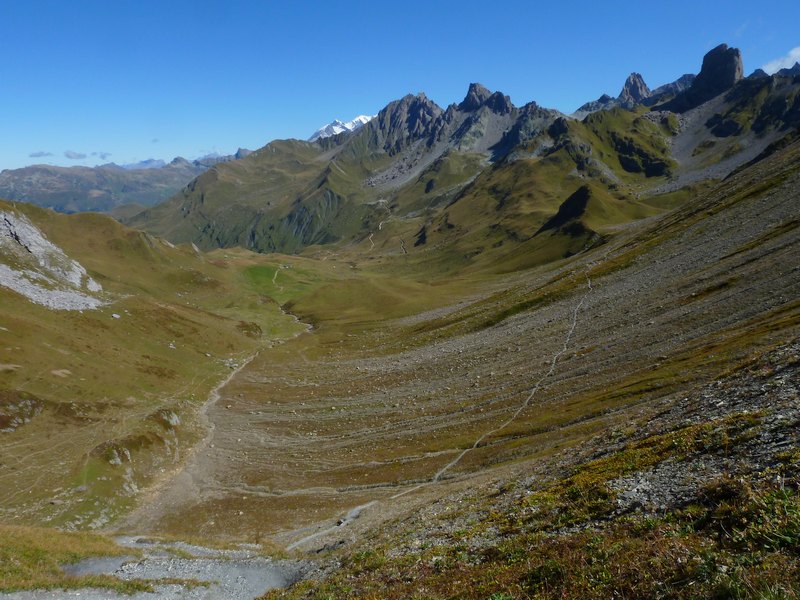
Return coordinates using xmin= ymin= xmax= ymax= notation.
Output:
xmin=309 ymin=115 xmax=375 ymax=142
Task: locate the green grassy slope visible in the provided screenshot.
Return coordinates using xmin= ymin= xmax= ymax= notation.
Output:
xmin=0 ymin=200 xmax=312 ymax=529
xmin=381 ymin=111 xmax=675 ymax=277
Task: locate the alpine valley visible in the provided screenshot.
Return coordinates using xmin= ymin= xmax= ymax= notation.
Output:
xmin=1 ymin=43 xmax=799 ymax=599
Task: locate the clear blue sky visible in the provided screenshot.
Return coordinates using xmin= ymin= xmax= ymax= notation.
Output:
xmin=1 ymin=0 xmax=798 ymax=170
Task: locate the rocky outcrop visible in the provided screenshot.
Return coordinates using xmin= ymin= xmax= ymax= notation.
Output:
xmin=0 ymin=208 xmax=105 ymax=310
xmin=535 ymin=185 xmax=592 ymax=234
xmin=661 ymin=44 xmax=743 ymax=112
xmin=457 ymin=84 xmax=514 ymax=115
xmin=618 ymin=73 xmax=651 ymax=108
xmin=485 ymin=91 xmax=514 ymax=115
xmin=365 ymin=93 xmax=444 ymax=155
xmin=501 ymin=101 xmax=561 ymax=150
xmin=695 ymin=43 xmax=744 ymax=91
xmin=0 ymin=390 xmax=44 ymax=432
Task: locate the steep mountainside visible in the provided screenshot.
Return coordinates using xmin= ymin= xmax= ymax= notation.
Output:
xmin=128 ymin=44 xmax=800 ymax=268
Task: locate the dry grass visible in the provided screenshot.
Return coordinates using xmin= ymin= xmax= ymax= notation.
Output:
xmin=0 ymin=524 xmax=144 ymax=593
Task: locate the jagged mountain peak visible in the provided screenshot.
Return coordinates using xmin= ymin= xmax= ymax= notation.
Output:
xmin=777 ymin=62 xmax=800 ymax=77
xmin=368 ymin=93 xmax=444 ymax=155
xmin=660 ymin=43 xmax=743 ymax=112
xmin=379 ymin=93 xmax=443 ymax=124
xmin=458 ymin=83 xmax=514 ymax=114
xmin=459 ymin=83 xmax=493 ymax=111
xmin=618 ymin=72 xmax=651 ymax=106
xmin=485 ymin=90 xmax=515 ymax=114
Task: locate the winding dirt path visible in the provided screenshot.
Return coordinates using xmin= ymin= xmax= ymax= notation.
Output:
xmin=117 ymin=353 xmax=259 ymax=531
xmin=285 ymin=501 xmax=377 ymax=551
xmin=118 ymin=309 xmax=312 ymax=534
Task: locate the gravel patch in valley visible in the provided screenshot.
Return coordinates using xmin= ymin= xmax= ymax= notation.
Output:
xmin=0 ymin=538 xmax=313 ymax=600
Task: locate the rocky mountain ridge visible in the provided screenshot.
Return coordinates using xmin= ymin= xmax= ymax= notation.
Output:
xmin=661 ymin=43 xmax=744 ymax=112
xmin=127 ymin=43 xmax=800 ymax=261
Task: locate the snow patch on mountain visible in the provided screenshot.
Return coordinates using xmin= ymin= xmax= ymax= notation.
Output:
xmin=0 ymin=209 xmax=105 ymax=310
xmin=309 ymin=115 xmax=375 ymax=141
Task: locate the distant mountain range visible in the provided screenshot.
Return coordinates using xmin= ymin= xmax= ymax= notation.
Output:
xmin=5 ymin=43 xmax=800 ymax=262
xmin=308 ymin=115 xmax=375 ymax=141
xmin=0 ymin=149 xmax=252 ymax=213
xmin=125 ymin=43 xmax=800 ymax=261
xmin=573 ymin=72 xmax=696 ymax=117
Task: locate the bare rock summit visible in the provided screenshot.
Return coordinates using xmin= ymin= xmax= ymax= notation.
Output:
xmin=618 ymin=72 xmax=651 ymax=107
xmin=662 ymin=43 xmax=743 ymax=112
xmin=458 ymin=83 xmax=493 ymax=112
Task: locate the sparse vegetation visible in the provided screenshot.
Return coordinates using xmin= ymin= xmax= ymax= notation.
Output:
xmin=0 ymin=525 xmax=143 ymax=593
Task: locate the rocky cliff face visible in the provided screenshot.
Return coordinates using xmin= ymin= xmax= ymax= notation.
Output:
xmin=618 ymin=73 xmax=651 ymax=108
xmin=694 ymin=43 xmax=743 ymax=93
xmin=662 ymin=44 xmax=743 ymax=112
xmin=458 ymin=83 xmax=493 ymax=112
xmin=366 ymin=93 xmax=444 ymax=155
xmin=0 ymin=208 xmax=104 ymax=310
